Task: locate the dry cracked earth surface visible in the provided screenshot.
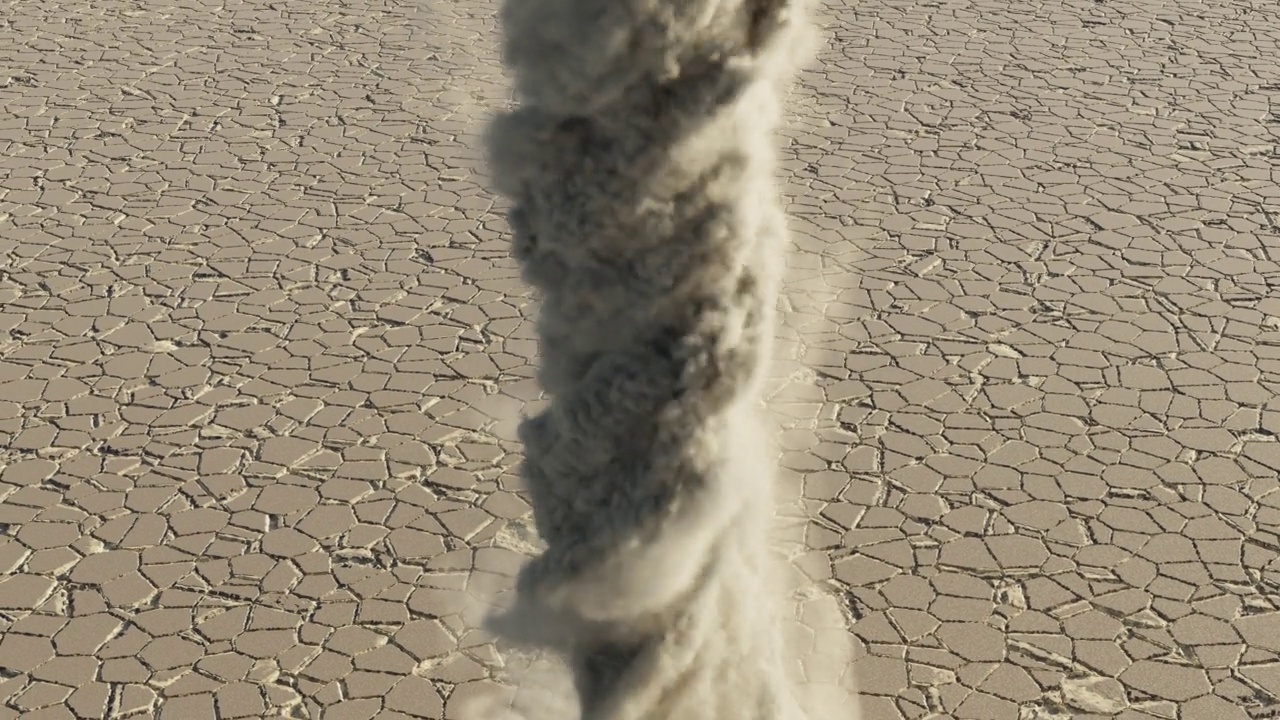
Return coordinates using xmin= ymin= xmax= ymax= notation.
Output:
xmin=2 ymin=0 xmax=1280 ymax=718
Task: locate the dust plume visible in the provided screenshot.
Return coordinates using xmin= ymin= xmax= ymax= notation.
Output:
xmin=466 ymin=0 xmax=862 ymax=718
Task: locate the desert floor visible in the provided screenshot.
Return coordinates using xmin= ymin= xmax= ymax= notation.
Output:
xmin=2 ymin=1 xmax=1280 ymax=719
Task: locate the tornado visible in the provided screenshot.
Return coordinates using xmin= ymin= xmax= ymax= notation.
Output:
xmin=482 ymin=1 xmax=839 ymax=718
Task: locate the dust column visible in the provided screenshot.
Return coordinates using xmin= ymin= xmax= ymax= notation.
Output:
xmin=484 ymin=1 xmax=816 ymax=718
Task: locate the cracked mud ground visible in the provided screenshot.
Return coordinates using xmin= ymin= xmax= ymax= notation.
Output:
xmin=2 ymin=0 xmax=1280 ymax=718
